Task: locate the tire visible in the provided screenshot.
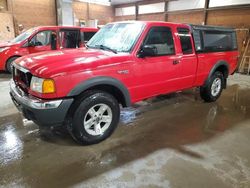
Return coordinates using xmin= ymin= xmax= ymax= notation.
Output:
xmin=6 ymin=56 xmax=20 ymax=73
xmin=200 ymin=71 xmax=224 ymax=102
xmin=67 ymin=90 xmax=120 ymax=145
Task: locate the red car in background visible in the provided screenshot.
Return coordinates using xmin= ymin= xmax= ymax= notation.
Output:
xmin=0 ymin=26 xmax=98 ymax=72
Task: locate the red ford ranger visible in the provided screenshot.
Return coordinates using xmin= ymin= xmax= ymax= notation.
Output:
xmin=0 ymin=26 xmax=98 ymax=73
xmin=10 ymin=21 xmax=238 ymax=144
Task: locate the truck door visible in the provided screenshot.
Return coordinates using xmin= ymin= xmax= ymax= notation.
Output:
xmin=28 ymin=30 xmax=55 ymax=53
xmin=59 ymin=29 xmax=80 ymax=49
xmin=177 ymin=27 xmax=197 ymax=88
xmin=134 ymin=26 xmax=182 ymax=100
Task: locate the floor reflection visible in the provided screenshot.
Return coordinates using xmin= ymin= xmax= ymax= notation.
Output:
xmin=0 ymin=124 xmax=23 ymax=165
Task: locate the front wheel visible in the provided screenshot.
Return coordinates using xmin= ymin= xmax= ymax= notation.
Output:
xmin=200 ymin=71 xmax=224 ymax=102
xmin=68 ymin=91 xmax=120 ymax=145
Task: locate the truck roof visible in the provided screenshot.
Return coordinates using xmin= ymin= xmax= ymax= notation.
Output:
xmin=109 ymin=21 xmax=235 ymax=32
xmin=110 ymin=20 xmax=187 ymax=27
xmin=33 ymin=25 xmax=98 ymax=31
xmin=190 ymin=24 xmax=235 ymax=32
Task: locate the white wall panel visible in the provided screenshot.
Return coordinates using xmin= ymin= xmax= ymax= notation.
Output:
xmin=209 ymin=0 xmax=250 ymax=7
xmin=57 ymin=0 xmax=74 ymax=26
xmin=168 ymin=0 xmax=205 ymax=11
xmin=112 ymin=0 xmax=141 ymax=5
xmin=138 ymin=2 xmax=165 ymax=14
xmin=115 ymin=6 xmax=136 ymax=16
xmin=78 ymin=0 xmax=111 ymax=6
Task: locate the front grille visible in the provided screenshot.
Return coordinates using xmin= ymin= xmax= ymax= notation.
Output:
xmin=13 ymin=66 xmax=32 ymax=93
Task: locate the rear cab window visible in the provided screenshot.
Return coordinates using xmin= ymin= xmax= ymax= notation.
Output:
xmin=177 ymin=28 xmax=193 ymax=54
xmin=59 ymin=29 xmax=80 ymax=49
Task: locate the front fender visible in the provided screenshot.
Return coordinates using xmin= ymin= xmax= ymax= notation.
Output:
xmin=67 ymin=76 xmax=131 ymax=107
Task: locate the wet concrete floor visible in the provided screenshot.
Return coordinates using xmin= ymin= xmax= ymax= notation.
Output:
xmin=1 ymin=73 xmax=250 ymax=187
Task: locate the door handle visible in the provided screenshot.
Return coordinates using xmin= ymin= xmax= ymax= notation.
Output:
xmin=173 ymin=60 xmax=180 ymax=65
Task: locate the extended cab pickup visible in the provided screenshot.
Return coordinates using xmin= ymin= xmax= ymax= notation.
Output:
xmin=0 ymin=26 xmax=98 ymax=73
xmin=10 ymin=21 xmax=238 ymax=144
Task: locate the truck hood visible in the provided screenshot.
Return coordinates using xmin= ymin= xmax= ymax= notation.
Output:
xmin=15 ymin=48 xmax=118 ymax=77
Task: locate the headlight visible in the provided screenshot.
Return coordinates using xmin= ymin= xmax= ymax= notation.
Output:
xmin=30 ymin=76 xmax=55 ymax=94
xmin=0 ymin=47 xmax=9 ymax=53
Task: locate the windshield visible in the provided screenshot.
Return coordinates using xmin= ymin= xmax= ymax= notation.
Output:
xmin=87 ymin=22 xmax=145 ymax=53
xmin=10 ymin=28 xmax=36 ymax=43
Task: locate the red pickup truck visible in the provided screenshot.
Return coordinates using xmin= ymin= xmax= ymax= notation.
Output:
xmin=10 ymin=21 xmax=238 ymax=144
xmin=0 ymin=26 xmax=98 ymax=72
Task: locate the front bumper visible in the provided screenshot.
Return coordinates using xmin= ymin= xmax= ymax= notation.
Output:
xmin=10 ymin=80 xmax=73 ymax=126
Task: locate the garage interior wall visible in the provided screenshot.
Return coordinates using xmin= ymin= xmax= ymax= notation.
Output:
xmin=114 ymin=0 xmax=250 ymax=27
xmin=0 ymin=0 xmax=7 ymax=10
xmin=0 ymin=0 xmax=249 ymax=38
xmin=0 ymin=0 xmax=113 ymax=36
xmin=73 ymin=1 xmax=113 ymax=26
xmin=0 ymin=0 xmax=14 ymax=42
xmin=8 ymin=0 xmax=56 ymax=34
xmin=0 ymin=12 xmax=15 ymax=42
xmin=114 ymin=0 xmax=250 ymax=52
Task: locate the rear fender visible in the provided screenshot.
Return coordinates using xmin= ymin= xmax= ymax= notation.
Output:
xmin=204 ymin=61 xmax=229 ymax=88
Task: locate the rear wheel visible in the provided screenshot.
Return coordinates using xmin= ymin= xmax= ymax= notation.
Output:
xmin=200 ymin=71 xmax=224 ymax=102
xmin=67 ymin=90 xmax=120 ymax=145
xmin=6 ymin=56 xmax=20 ymax=73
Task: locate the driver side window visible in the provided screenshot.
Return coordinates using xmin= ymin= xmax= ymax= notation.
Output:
xmin=144 ymin=27 xmax=175 ymax=56
xmin=30 ymin=30 xmax=52 ymax=46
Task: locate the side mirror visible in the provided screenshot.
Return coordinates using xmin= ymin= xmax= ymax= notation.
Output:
xmin=22 ymin=41 xmax=29 ymax=47
xmin=137 ymin=45 xmax=157 ymax=58
xmin=28 ymin=41 xmax=35 ymax=47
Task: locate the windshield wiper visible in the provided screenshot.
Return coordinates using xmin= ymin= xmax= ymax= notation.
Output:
xmin=95 ymin=45 xmax=117 ymax=54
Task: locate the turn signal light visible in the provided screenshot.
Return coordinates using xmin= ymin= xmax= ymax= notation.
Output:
xmin=42 ymin=79 xmax=55 ymax=94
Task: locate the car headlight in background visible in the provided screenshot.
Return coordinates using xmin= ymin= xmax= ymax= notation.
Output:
xmin=0 ymin=47 xmax=10 ymax=53
xmin=30 ymin=76 xmax=55 ymax=94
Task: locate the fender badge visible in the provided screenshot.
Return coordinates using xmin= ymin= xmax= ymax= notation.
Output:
xmin=117 ymin=70 xmax=129 ymax=74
